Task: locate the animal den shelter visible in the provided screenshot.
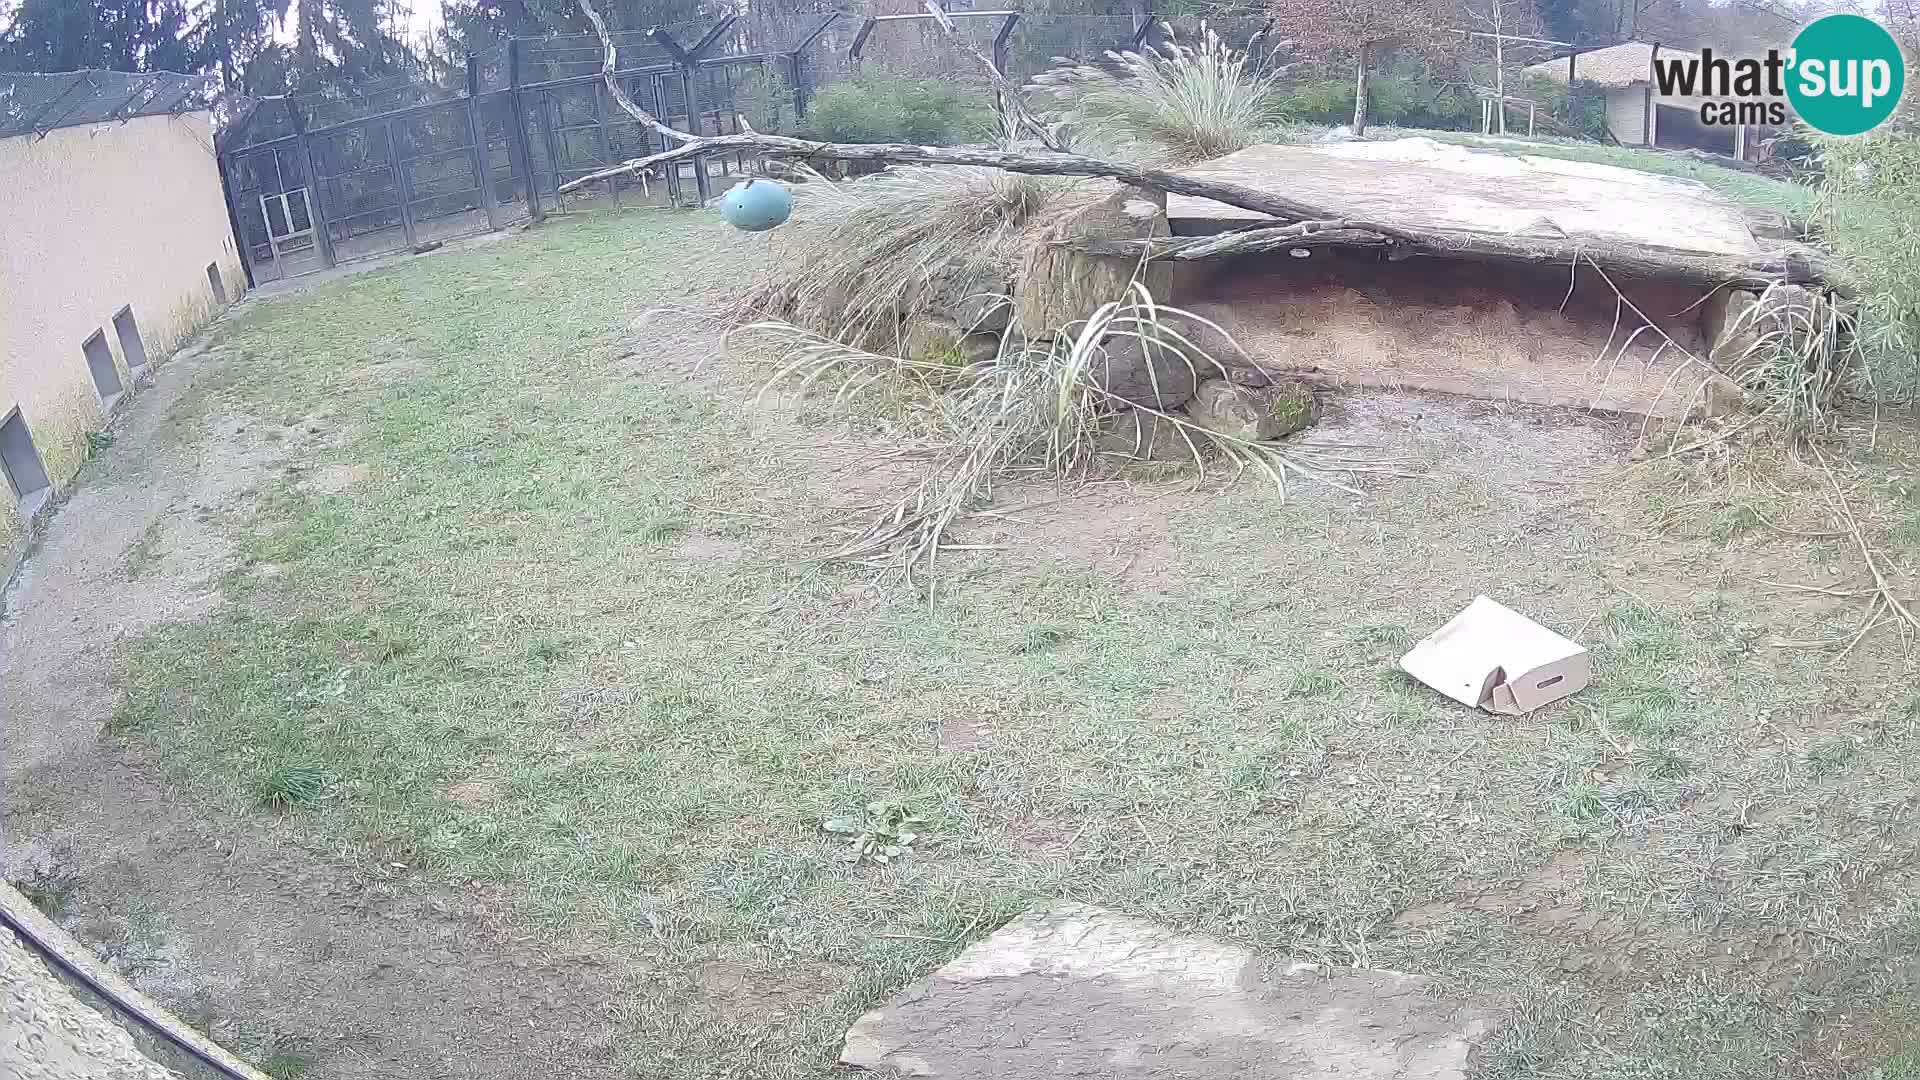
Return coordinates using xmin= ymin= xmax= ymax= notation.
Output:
xmin=0 ymin=69 xmax=245 ymax=565
xmin=1145 ymin=137 xmax=1802 ymax=417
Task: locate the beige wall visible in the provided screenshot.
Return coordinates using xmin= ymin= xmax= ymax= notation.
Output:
xmin=0 ymin=110 xmax=243 ymax=561
xmin=1606 ymin=84 xmax=1650 ymax=145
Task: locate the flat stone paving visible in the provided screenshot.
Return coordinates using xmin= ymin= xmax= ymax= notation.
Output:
xmin=1167 ymin=138 xmax=1762 ymax=257
xmin=839 ymin=904 xmax=1499 ymax=1079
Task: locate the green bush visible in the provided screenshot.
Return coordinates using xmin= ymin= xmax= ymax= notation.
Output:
xmin=801 ymin=73 xmax=995 ymax=145
xmin=1279 ymin=60 xmax=1475 ymax=130
xmin=738 ymin=65 xmax=795 ymax=135
xmin=1521 ymin=74 xmax=1609 ymax=140
xmin=1813 ymin=120 xmax=1920 ymax=401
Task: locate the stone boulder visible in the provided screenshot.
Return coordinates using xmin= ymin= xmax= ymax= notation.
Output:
xmin=920 ymin=260 xmax=1014 ymax=333
xmin=1016 ymin=186 xmax=1173 ymax=335
xmin=1093 ymin=412 xmax=1200 ymax=462
xmin=1089 ymin=336 xmax=1200 ymax=410
xmin=1183 ymin=377 xmax=1317 ymax=441
xmin=907 ymin=318 xmax=1001 ymax=366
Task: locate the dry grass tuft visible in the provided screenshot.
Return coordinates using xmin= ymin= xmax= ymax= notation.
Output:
xmin=1029 ymin=24 xmax=1292 ymax=165
xmin=731 ymin=284 xmax=1371 ymax=589
xmin=1718 ymin=282 xmax=1860 ymax=442
xmin=730 ymin=165 xmax=1093 ymax=349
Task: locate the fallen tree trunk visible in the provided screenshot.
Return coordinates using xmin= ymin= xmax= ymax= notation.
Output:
xmin=568 ymin=0 xmax=1849 ymax=296
xmin=1066 ymin=226 xmax=1851 ymax=293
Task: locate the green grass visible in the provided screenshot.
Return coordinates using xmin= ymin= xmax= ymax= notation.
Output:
xmin=1403 ymin=129 xmax=1816 ymax=218
xmin=18 ymin=874 xmax=76 ymax=919
xmin=109 ymin=210 xmax=1920 ymax=1078
xmin=124 ymin=520 xmax=162 ymax=579
xmin=260 ymin=1051 xmax=312 ymax=1080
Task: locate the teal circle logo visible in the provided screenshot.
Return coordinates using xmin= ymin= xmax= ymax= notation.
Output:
xmin=1787 ymin=14 xmax=1906 ymax=135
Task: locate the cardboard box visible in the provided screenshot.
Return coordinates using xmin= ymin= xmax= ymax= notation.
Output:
xmin=1399 ymin=596 xmax=1591 ymax=715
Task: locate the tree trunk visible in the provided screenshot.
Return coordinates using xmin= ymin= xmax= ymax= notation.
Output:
xmin=1352 ymin=42 xmax=1370 ymax=136
xmin=1493 ymin=9 xmax=1507 ymax=135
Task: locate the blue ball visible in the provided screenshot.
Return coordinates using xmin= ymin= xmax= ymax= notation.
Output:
xmin=718 ymin=178 xmax=793 ymax=232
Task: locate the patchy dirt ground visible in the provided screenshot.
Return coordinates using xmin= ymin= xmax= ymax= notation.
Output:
xmin=2 ymin=336 xmax=625 ymax=1077
xmin=3 ymin=211 xmax=1917 ymax=1079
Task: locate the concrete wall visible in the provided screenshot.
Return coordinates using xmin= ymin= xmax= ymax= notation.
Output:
xmin=1606 ymin=84 xmax=1650 ymax=145
xmin=0 ymin=110 xmax=243 ymax=565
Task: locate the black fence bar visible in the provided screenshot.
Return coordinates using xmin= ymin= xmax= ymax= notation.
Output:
xmin=507 ymin=39 xmax=544 ymax=222
xmin=215 ymin=15 xmax=851 ymax=282
xmin=537 ymin=88 xmax=563 ymax=208
xmin=466 ymin=54 xmax=502 ymax=230
xmin=383 ymin=120 xmax=419 ymax=248
xmin=592 ymin=81 xmax=618 ymax=206
xmin=287 ymin=100 xmax=338 ymax=269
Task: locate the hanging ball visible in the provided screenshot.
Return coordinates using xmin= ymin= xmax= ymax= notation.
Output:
xmin=718 ymin=178 xmax=792 ymax=232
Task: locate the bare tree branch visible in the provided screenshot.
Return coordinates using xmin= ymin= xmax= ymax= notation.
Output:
xmin=920 ymin=0 xmax=1064 ymax=151
xmin=563 ymin=0 xmax=1846 ymax=295
xmin=578 ymin=0 xmax=693 ymax=145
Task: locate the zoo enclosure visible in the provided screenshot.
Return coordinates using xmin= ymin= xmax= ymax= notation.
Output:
xmin=216 ymin=17 xmax=837 ymax=284
xmin=214 ymin=10 xmax=1277 ymax=286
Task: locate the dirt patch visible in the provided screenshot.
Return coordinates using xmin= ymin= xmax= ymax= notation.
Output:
xmin=670 ymin=533 xmax=744 ymax=560
xmin=1005 ymin=816 xmax=1079 ymax=858
xmin=298 ymin=463 xmax=370 ymax=494
xmin=346 ymin=344 xmax=426 ymax=387
xmin=3 ymin=348 xmax=270 ymax=780
xmin=937 ymin=714 xmax=994 ymax=753
xmin=0 ymin=338 xmax=634 ymax=1079
xmin=1394 ymin=848 xmax=1591 ymax=931
xmin=696 ymin=958 xmax=848 ymax=1026
xmin=444 ymin=769 xmax=502 ymax=810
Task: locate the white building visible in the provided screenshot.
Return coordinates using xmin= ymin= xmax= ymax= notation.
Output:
xmin=1523 ymin=41 xmax=1772 ymax=161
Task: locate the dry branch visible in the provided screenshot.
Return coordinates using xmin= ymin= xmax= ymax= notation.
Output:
xmin=579 ymin=0 xmax=688 ymax=148
xmin=1066 ymin=228 xmax=1848 ymax=292
xmin=567 ymin=0 xmax=1847 ymax=297
xmin=1814 ymin=443 xmax=1920 ymax=639
xmin=919 ymin=0 xmax=1063 ymax=152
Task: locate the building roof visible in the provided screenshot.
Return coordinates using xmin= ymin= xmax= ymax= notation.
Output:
xmin=1523 ymin=41 xmax=1701 ymax=89
xmin=0 ymin=69 xmax=215 ymax=140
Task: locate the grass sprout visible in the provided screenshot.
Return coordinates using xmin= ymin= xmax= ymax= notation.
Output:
xmin=1030 ymin=23 xmax=1294 ymax=165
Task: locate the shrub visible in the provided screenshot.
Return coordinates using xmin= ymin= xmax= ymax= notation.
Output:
xmin=1279 ymin=58 xmax=1475 ymax=131
xmin=800 ymin=73 xmax=995 ymax=145
xmin=733 ymin=165 xmax=1085 ymax=347
xmin=1030 ymin=24 xmax=1291 ymax=164
xmin=1521 ymin=74 xmax=1609 ymax=141
xmin=738 ymin=65 xmax=795 ymax=135
xmin=1810 ymin=119 xmax=1920 ymax=402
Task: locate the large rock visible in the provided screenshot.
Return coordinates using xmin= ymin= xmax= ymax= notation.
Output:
xmin=1016 ymin=186 xmax=1173 ymax=335
xmin=1090 ymin=336 xmax=1200 ymax=409
xmin=1183 ymin=377 xmax=1317 ymax=441
xmin=1703 ymin=288 xmax=1763 ymax=369
xmin=906 ymin=318 xmax=1000 ymax=366
xmin=921 ymin=261 xmax=1014 ymax=333
xmin=1093 ymin=412 xmax=1200 ymax=462
xmin=839 ymin=904 xmax=1498 ymax=1079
